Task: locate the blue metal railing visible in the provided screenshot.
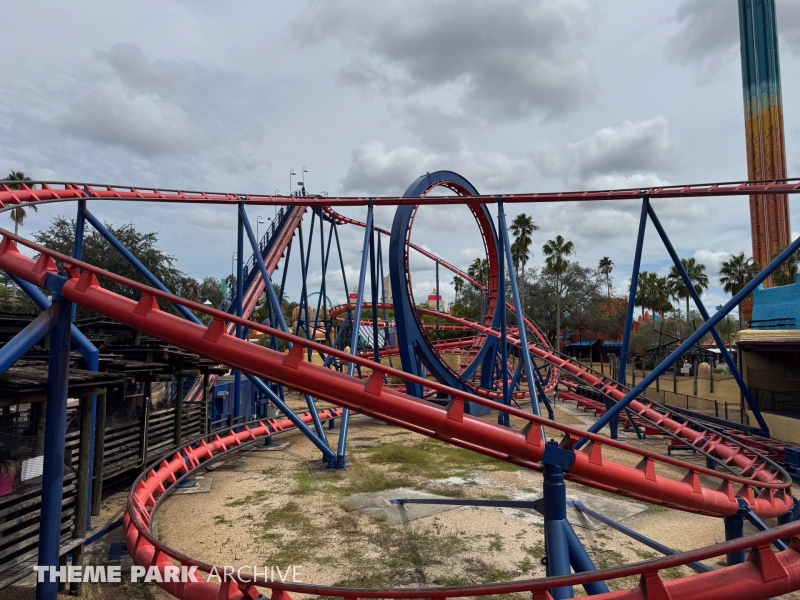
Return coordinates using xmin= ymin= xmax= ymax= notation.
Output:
xmin=219 ymin=206 xmax=290 ymax=314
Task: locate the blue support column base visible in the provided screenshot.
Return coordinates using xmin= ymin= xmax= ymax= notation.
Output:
xmin=543 ymin=459 xmax=573 ymax=599
xmin=724 ymin=514 xmax=745 ymax=565
xmin=36 ymin=296 xmax=72 ymax=600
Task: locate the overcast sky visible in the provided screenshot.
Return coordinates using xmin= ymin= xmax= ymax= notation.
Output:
xmin=2 ymin=0 xmax=800 ymax=314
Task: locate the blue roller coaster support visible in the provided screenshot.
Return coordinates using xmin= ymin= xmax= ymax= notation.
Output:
xmin=542 ymin=460 xmax=573 ymax=599
xmin=0 ymin=304 xmax=64 ymax=375
xmin=81 ymin=208 xmax=198 ymax=323
xmin=72 ymin=200 xmax=99 ymax=530
xmin=498 ymin=203 xmax=510 ymax=427
xmin=578 ymin=229 xmax=800 ymax=448
xmin=337 ymin=203 xmax=374 ymax=469
xmin=562 ymin=521 xmax=610 ymax=595
xmin=615 ymin=197 xmax=650 ymax=439
xmin=239 ymin=205 xmax=329 ymax=445
xmin=724 ymin=513 xmax=746 ymax=565
xmin=498 ymin=200 xmax=542 ymax=419
xmin=35 ymin=293 xmax=72 ymax=600
xmin=234 ymin=204 xmax=244 ymax=423
xmin=390 ymin=171 xmax=501 ymax=408
xmin=10 ymin=272 xmax=100 ymax=529
xmin=370 ymin=221 xmax=380 ymax=364
xmin=646 ymin=204 xmax=769 ymax=435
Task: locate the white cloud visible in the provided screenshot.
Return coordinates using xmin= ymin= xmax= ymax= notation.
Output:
xmin=536 ymin=117 xmax=680 ymax=189
xmin=339 ymin=140 xmax=532 ymax=196
xmin=665 ymin=0 xmax=800 ymax=77
xmin=57 ymin=83 xmax=197 ymax=157
xmin=295 ymin=0 xmax=599 ymax=122
xmin=692 ymin=248 xmax=730 ymax=284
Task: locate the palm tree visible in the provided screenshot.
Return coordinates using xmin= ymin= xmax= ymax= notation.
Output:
xmin=467 ymin=257 xmax=489 ymax=286
xmin=542 ymin=235 xmax=575 ymax=352
xmin=652 ymin=275 xmax=674 ymax=317
xmin=636 ymin=271 xmax=673 ymax=318
xmin=719 ymin=252 xmax=760 ymax=328
xmin=635 ymin=271 xmax=658 ymax=316
xmin=667 ymin=258 xmax=709 ymax=318
xmin=467 ymin=257 xmax=489 ymax=313
xmin=771 ymin=246 xmax=800 ymax=287
xmin=509 ymin=213 xmax=538 ymax=309
xmin=511 ymin=237 xmax=529 ymax=279
xmin=452 ymin=276 xmax=464 ymax=306
xmin=598 ymin=256 xmax=614 ymax=297
xmin=5 ymin=171 xmax=36 ymax=301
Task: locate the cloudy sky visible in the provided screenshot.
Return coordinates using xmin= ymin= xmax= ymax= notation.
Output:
xmin=2 ymin=0 xmax=800 ymax=313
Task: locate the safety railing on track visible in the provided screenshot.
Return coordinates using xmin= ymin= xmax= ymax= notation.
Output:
xmin=123 ymin=413 xmax=800 ymax=600
xmin=0 ymin=230 xmax=792 ymax=516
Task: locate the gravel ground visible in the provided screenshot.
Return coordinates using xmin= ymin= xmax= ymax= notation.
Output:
xmin=149 ymin=394 xmax=800 ymax=599
xmin=11 ymin=391 xmax=794 ymax=599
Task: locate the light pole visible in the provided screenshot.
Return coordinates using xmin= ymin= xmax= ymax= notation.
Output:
xmin=289 ymin=169 xmax=296 ymax=199
xmin=301 ymin=166 xmax=308 ymax=195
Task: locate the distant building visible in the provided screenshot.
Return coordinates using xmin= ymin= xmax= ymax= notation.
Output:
xmin=426 ymin=290 xmax=443 ymax=310
xmin=736 ymin=281 xmax=800 ymax=442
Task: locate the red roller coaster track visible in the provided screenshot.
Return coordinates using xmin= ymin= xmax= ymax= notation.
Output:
xmin=3 ymin=178 xmax=800 ymax=598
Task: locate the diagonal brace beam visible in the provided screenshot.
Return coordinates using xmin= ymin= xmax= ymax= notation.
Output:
xmin=646 ymin=203 xmax=769 ymax=435
xmin=578 ymin=231 xmax=800 ymax=447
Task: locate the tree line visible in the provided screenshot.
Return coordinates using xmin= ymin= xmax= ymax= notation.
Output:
xmin=451 ymin=211 xmax=789 ymax=353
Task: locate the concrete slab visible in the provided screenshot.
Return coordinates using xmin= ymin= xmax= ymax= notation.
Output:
xmin=346 ymin=488 xmax=462 ymax=524
xmin=567 ymin=490 xmax=648 ymax=530
xmin=173 ymin=475 xmax=213 ymax=495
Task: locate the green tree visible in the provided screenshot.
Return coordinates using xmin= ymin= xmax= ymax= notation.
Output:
xmin=719 ymin=252 xmax=760 ymax=327
xmin=467 ymin=257 xmax=489 ymax=319
xmin=598 ymin=256 xmax=614 ymax=297
xmin=542 ymin=235 xmax=575 ymax=352
xmin=200 ymin=276 xmax=225 ymax=308
xmin=467 ymin=257 xmax=489 ymax=286
xmin=510 ymin=237 xmax=527 ymax=279
xmin=452 ymin=275 xmax=464 ymax=306
xmin=636 ymin=271 xmax=673 ymax=317
xmin=4 ymin=171 xmax=36 ymax=301
xmin=667 ymin=258 xmax=709 ymax=318
xmin=771 ymin=246 xmax=800 ymax=287
xmin=33 ymin=216 xmax=185 ymax=318
xmin=509 ymin=213 xmax=538 ymax=309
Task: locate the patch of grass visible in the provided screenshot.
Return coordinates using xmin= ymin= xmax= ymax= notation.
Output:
xmin=224 ymin=489 xmax=268 ymax=507
xmin=522 ymin=541 xmax=545 ymax=560
xmin=434 ymin=574 xmax=471 ymax=586
xmin=356 ymin=439 xmax=518 ymax=479
xmin=465 ymin=558 xmax=515 ymax=583
xmin=119 ymin=572 xmax=159 ymax=600
xmin=660 ymin=566 xmax=687 ymax=581
xmin=516 ymin=557 xmax=536 ymax=575
xmin=213 ymin=515 xmax=231 ymax=526
xmin=632 ymin=548 xmax=658 ymax=560
xmin=252 ymin=501 xmax=321 ymax=564
xmin=647 ymin=504 xmax=669 ymax=513
xmin=591 ymin=547 xmax=627 ymax=570
xmin=362 ymin=522 xmax=468 ymax=586
xmin=292 ymin=466 xmax=318 ymax=496
xmin=329 ymin=462 xmax=415 ymax=496
xmin=487 ymin=534 xmax=504 ymax=553
xmin=485 ymin=493 xmax=511 ymax=500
